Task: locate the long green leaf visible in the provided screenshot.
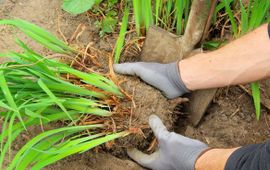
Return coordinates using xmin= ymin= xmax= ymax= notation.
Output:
xmin=251 ymin=82 xmax=261 ymax=120
xmin=37 ymin=79 xmax=74 ymax=123
xmin=0 ymin=71 xmax=26 ymax=129
xmin=239 ymin=0 xmax=248 ymax=34
xmin=31 ymin=131 xmax=129 ymax=170
xmin=114 ymin=5 xmax=129 ymax=63
xmin=223 ymin=0 xmax=238 ymax=36
xmin=0 ymin=19 xmax=73 ymax=54
xmin=155 ymin=0 xmax=161 ymax=25
xmin=133 ymin=0 xmax=141 ymax=35
xmin=175 ymin=0 xmax=184 ymax=35
xmin=9 ymin=125 xmax=104 ymax=169
xmin=143 ymin=0 xmax=154 ymax=31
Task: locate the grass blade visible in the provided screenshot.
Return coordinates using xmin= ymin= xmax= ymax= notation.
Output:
xmin=223 ymin=0 xmax=238 ymax=36
xmin=114 ymin=5 xmax=129 ymax=63
xmin=239 ymin=0 xmax=248 ymax=34
xmin=37 ymin=79 xmax=74 ymax=123
xmin=143 ymin=0 xmax=154 ymax=31
xmin=0 ymin=71 xmax=26 ymax=129
xmin=155 ymin=0 xmax=161 ymax=25
xmin=133 ymin=0 xmax=141 ymax=35
xmin=175 ymin=0 xmax=184 ymax=35
xmin=9 ymin=125 xmax=104 ymax=170
xmin=251 ymin=82 xmax=261 ymax=120
xmin=31 ymin=131 xmax=129 ymax=170
xmin=0 ymin=19 xmax=73 ymax=54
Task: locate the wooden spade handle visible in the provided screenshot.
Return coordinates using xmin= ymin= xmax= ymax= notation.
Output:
xmin=182 ymin=0 xmax=213 ymax=54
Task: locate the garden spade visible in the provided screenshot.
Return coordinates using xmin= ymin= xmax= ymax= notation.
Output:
xmin=140 ymin=0 xmax=217 ymax=126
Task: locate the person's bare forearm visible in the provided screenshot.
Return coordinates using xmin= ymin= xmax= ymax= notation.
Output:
xmin=195 ymin=148 xmax=238 ymax=170
xmin=180 ymin=24 xmax=270 ymax=91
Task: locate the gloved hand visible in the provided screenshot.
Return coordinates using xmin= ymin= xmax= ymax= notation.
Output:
xmin=127 ymin=115 xmax=208 ymax=170
xmin=113 ymin=62 xmax=190 ymax=99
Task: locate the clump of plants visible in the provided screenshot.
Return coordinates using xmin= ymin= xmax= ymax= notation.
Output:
xmin=0 ymin=18 xmax=179 ymax=169
xmin=0 ymin=19 xmax=134 ymax=169
xmin=132 ymin=0 xmax=190 ymax=36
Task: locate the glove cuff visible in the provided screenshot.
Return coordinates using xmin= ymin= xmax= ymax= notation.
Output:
xmin=184 ymin=146 xmax=209 ymax=170
xmin=167 ymin=62 xmax=190 ymax=95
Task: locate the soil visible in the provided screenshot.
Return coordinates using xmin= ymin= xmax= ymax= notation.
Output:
xmin=181 ymin=86 xmax=270 ymax=148
xmin=107 ymin=76 xmax=188 ymax=157
xmin=1 ymin=0 xmax=270 ymax=169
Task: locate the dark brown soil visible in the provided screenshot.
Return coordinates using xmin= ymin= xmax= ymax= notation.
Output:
xmin=1 ymin=0 xmax=270 ymax=170
xmin=179 ymin=86 xmax=270 ymax=148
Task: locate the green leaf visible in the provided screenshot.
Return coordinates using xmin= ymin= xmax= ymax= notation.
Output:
xmin=0 ymin=19 xmax=73 ymax=54
xmin=251 ymin=82 xmax=261 ymax=120
xmin=106 ymin=10 xmax=118 ymax=17
xmin=62 ymin=0 xmax=96 ymax=15
xmin=114 ymin=5 xmax=129 ymax=63
xmin=133 ymin=0 xmax=141 ymax=35
xmin=37 ymin=79 xmax=74 ymax=123
xmin=59 ymin=67 xmax=122 ymax=96
xmin=12 ymin=133 xmax=67 ymax=170
xmin=31 ymin=131 xmax=129 ymax=169
xmin=9 ymin=125 xmax=104 ymax=169
xmin=155 ymin=0 xmax=161 ymax=25
xmin=0 ymin=100 xmax=16 ymax=112
xmin=0 ymin=71 xmax=26 ymax=130
xmin=143 ymin=0 xmax=154 ymax=31
xmin=100 ymin=16 xmax=117 ymax=35
xmin=203 ymin=40 xmax=226 ymax=50
xmin=239 ymin=0 xmax=248 ymax=34
xmin=223 ymin=0 xmax=238 ymax=37
xmin=0 ymin=125 xmax=22 ymax=170
xmin=24 ymin=108 xmax=50 ymax=121
xmin=213 ymin=0 xmax=233 ymax=23
xmin=7 ymin=114 xmax=16 ymax=161
xmin=175 ymin=0 xmax=185 ymax=35
xmin=62 ymin=98 xmax=112 ymax=116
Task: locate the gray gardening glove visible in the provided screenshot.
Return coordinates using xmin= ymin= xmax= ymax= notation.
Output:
xmin=127 ymin=115 xmax=208 ymax=170
xmin=113 ymin=62 xmax=190 ymax=99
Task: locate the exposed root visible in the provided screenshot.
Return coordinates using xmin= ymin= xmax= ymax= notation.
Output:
xmin=147 ymin=138 xmax=157 ymax=153
xmin=57 ymin=20 xmax=189 ymax=154
xmin=57 ymin=11 xmax=68 ymax=44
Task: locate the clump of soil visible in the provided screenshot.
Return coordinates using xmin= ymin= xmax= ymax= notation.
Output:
xmin=121 ymin=76 xmax=176 ymax=129
xmin=108 ymin=75 xmax=185 ymax=155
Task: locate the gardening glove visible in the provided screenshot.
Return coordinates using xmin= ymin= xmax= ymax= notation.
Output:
xmin=113 ymin=62 xmax=190 ymax=99
xmin=127 ymin=115 xmax=208 ymax=170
